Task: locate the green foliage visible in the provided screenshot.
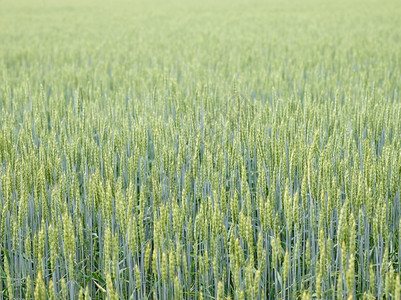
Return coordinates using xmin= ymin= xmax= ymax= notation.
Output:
xmin=0 ymin=0 xmax=401 ymax=298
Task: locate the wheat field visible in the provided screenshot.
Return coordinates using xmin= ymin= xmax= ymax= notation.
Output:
xmin=1 ymin=0 xmax=401 ymax=299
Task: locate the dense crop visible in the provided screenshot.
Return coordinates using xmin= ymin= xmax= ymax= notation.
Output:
xmin=1 ymin=0 xmax=401 ymax=299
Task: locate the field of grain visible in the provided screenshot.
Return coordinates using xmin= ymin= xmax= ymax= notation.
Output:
xmin=1 ymin=0 xmax=401 ymax=299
